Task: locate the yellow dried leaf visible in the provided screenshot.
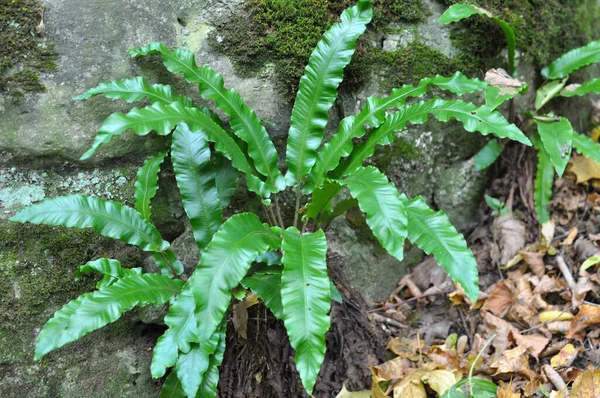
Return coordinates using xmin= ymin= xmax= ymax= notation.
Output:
xmin=560 ymin=227 xmax=578 ymax=246
xmin=496 ymin=381 xmax=520 ymax=397
xmin=550 ymin=344 xmax=579 ymax=368
xmin=392 ymin=370 xmax=458 ymax=398
xmin=569 ymin=155 xmax=600 ymax=184
xmin=569 ymin=305 xmax=600 ymax=337
xmin=539 ymin=310 xmax=574 ymax=323
xmin=569 ymin=369 xmax=600 ymax=398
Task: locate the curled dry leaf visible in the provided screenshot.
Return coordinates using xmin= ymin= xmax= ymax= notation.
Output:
xmin=485 ymin=68 xmax=526 ymax=95
xmin=490 ymin=346 xmax=536 ymax=379
xmin=492 ymin=215 xmax=527 ymax=266
xmin=569 ymin=305 xmax=600 ymax=338
xmin=539 ymin=310 xmax=574 ymax=323
xmin=560 ymin=227 xmax=578 ymax=246
xmin=392 ymin=369 xmax=459 ymax=398
xmin=541 ymin=220 xmax=556 ymax=248
xmin=550 ymin=344 xmax=580 ymax=369
xmin=520 ymin=251 xmax=546 ymax=277
xmin=496 ymin=381 xmax=521 ymax=398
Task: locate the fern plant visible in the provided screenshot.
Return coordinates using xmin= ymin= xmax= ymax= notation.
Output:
xmin=442 ymin=3 xmax=600 ymax=224
xmin=11 ymin=1 xmax=531 ymax=396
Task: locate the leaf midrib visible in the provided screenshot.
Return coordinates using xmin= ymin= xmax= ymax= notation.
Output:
xmin=28 ymin=203 xmax=161 ymax=250
xmin=166 ymin=53 xmax=278 ymax=190
xmin=312 ymin=85 xmax=424 ymax=187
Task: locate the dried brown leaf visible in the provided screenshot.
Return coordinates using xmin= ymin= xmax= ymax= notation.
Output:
xmin=569 ymin=305 xmax=600 ymax=337
xmin=568 ymin=155 xmax=600 ymax=184
xmin=481 ymin=280 xmax=513 ymax=317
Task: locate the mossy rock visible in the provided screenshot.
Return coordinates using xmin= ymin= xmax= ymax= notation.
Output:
xmin=0 ymin=0 xmax=58 ymax=103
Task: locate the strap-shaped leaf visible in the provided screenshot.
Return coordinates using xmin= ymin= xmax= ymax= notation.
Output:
xmin=399 ymin=195 xmax=479 ymax=301
xmin=535 ymin=78 xmax=568 ymax=110
xmin=74 ymin=76 xmax=194 ymax=107
xmin=334 ymin=98 xmax=530 ymax=178
xmin=172 ymin=123 xmax=222 ymax=250
xmin=135 ymin=151 xmax=168 ymax=221
xmin=561 ymin=78 xmax=600 ymax=97
xmin=535 ymin=117 xmax=573 ymax=177
xmin=339 ymin=166 xmax=407 ymax=261
xmin=152 ymin=249 xmax=185 ymax=277
xmin=439 ymin=3 xmax=515 ymax=73
xmin=533 ymin=137 xmax=555 ymax=223
xmin=151 ymin=290 xmax=197 ymax=378
xmin=439 ymin=3 xmax=482 ymax=23
xmin=573 ymin=131 xmax=600 ymax=163
xmin=81 ymin=101 xmax=207 ymax=159
xmin=214 ymin=154 xmax=239 ymax=208
xmin=474 ymin=139 xmax=505 ymax=171
xmin=284 ymin=0 xmax=372 ymax=186
xmin=542 ymin=40 xmax=600 ymax=79
xmin=130 ymin=43 xmax=284 ymax=193
xmin=158 ymin=214 xmax=279 ymax=382
xmin=76 ymin=258 xmax=142 ymax=289
xmin=81 ymin=101 xmax=269 ymax=198
xmin=306 ymin=72 xmax=486 ymax=192
xmin=196 ymin=321 xmax=227 ymax=398
xmin=159 ymin=371 xmax=185 ymax=398
xmin=189 ymin=212 xmax=280 ymax=340
xmin=11 ymin=195 xmax=169 ymax=252
xmin=175 ymin=342 xmax=212 ymax=397
xmin=241 ymin=270 xmax=284 ymax=319
xmin=304 ymin=180 xmax=343 ymax=220
xmin=281 ymin=228 xmax=330 ymax=395
xmin=35 ymin=274 xmax=183 ymax=360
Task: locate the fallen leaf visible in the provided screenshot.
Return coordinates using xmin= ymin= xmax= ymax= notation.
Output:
xmin=490 ymin=346 xmax=536 ymax=379
xmin=492 ymin=215 xmax=527 ymax=266
xmin=550 ymin=344 xmax=580 ymax=368
xmin=335 ymin=385 xmax=371 ymax=398
xmin=569 ymin=369 xmax=600 ymax=398
xmin=569 ymin=305 xmax=600 ymax=337
xmin=392 ymin=369 xmax=459 ymax=398
xmin=232 ymin=301 xmax=248 ymax=339
xmin=573 ymin=277 xmax=596 ymax=307
xmin=533 ymin=275 xmax=568 ymax=295
xmin=371 ymin=356 xmax=412 ymax=381
xmin=520 ymin=251 xmax=546 ymax=277
xmin=482 ymin=280 xmax=513 ymax=317
xmin=508 ymin=330 xmax=549 ymax=360
xmin=568 ymin=155 xmax=600 ymax=184
xmin=496 ymin=381 xmax=520 ymax=397
xmin=539 ymin=310 xmax=574 ymax=323
xmin=560 ymin=227 xmax=578 ymax=246
xmin=386 ymin=337 xmax=422 ymax=360
xmin=541 ymin=220 xmax=556 ymax=248
xmin=426 ymin=345 xmax=460 ymax=369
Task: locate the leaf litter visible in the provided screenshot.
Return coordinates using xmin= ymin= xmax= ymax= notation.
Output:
xmin=344 ymin=133 xmax=600 ymax=397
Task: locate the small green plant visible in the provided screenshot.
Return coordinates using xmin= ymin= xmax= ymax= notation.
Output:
xmin=11 ymin=1 xmax=531 ymax=396
xmin=484 ymin=194 xmax=509 ymax=217
xmin=442 ymin=3 xmax=600 ymax=224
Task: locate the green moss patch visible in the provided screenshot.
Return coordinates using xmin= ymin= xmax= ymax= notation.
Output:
xmin=444 ymin=0 xmax=600 ymax=71
xmin=0 ymin=0 xmax=59 ymax=102
xmin=208 ymin=0 xmax=430 ymax=97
